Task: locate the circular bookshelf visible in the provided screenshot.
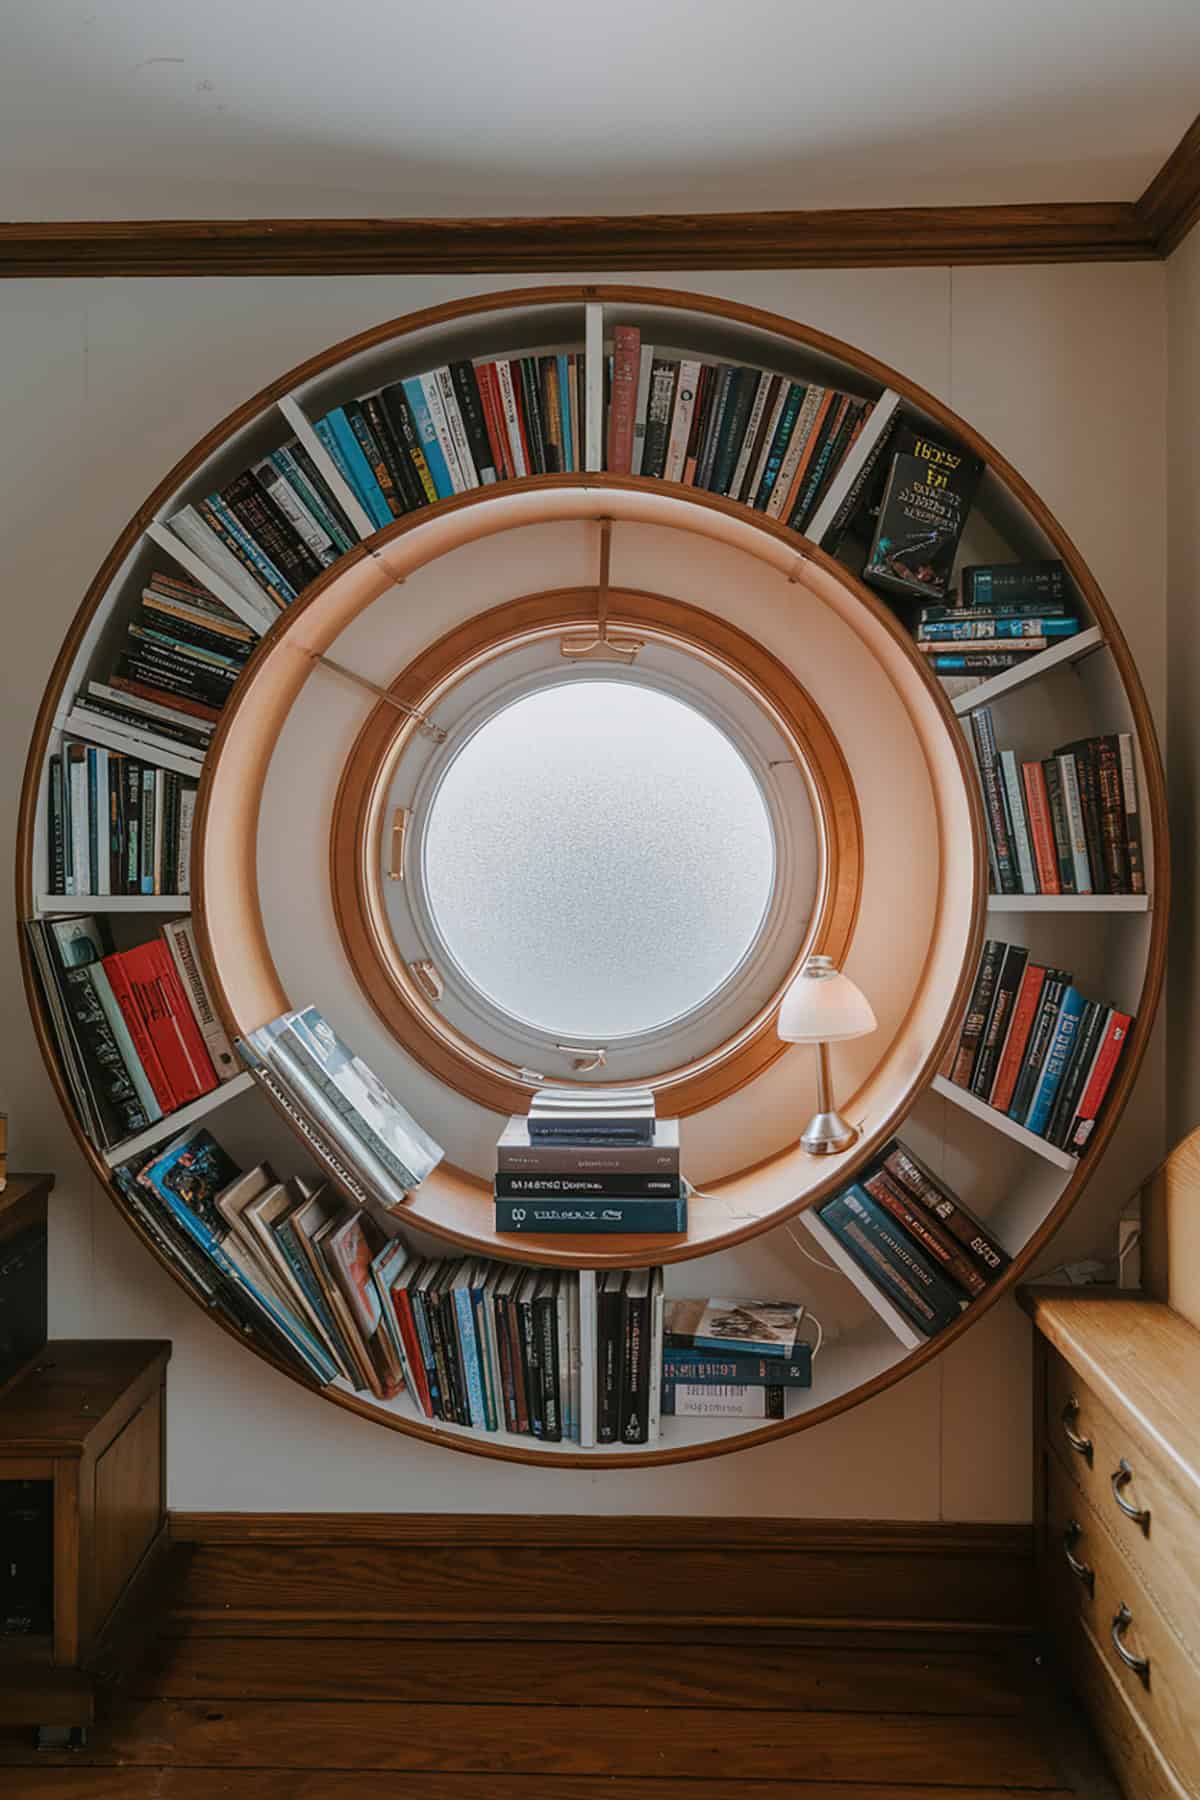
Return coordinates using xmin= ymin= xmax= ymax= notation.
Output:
xmin=18 ymin=285 xmax=1168 ymax=1467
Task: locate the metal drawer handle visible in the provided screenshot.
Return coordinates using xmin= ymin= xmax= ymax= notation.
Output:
xmin=1063 ymin=1521 xmax=1095 ymax=1594
xmin=1111 ymin=1604 xmax=1151 ymax=1685
xmin=1062 ymin=1396 xmax=1094 ymax=1462
xmin=1111 ymin=1459 xmax=1151 ymax=1533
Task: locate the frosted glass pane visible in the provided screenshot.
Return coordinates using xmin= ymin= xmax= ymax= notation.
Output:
xmin=422 ymin=680 xmax=776 ymax=1038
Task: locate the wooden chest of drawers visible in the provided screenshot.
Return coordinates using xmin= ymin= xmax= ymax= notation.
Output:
xmin=1023 ymin=1290 xmax=1200 ymax=1800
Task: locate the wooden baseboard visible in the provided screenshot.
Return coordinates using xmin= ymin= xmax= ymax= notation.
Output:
xmin=166 ymin=1513 xmax=1033 ymax=1636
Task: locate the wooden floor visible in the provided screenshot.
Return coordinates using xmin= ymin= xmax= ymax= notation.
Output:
xmin=0 ymin=1625 xmax=1121 ymax=1798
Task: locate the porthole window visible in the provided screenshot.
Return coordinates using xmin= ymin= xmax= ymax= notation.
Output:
xmin=371 ymin=614 xmax=824 ymax=1090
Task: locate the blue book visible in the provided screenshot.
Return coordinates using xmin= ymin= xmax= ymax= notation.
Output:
xmin=494 ymin=1192 xmax=687 ymax=1234
xmin=269 ymin=447 xmax=356 ymax=555
xmin=557 ymin=353 xmax=573 ymax=471
xmin=820 ymin=1186 xmax=967 ymax=1335
xmin=753 ymin=381 xmax=806 ymax=509
xmin=135 ymin=1131 xmax=338 ymax=1384
xmin=919 ymin=616 xmax=1080 ymax=642
xmin=451 ymin=1269 xmax=487 ymax=1429
xmin=662 ymin=1349 xmax=812 ymax=1388
xmin=470 ymin=1273 xmax=499 ymax=1432
xmin=319 ymin=409 xmax=392 ymax=530
xmin=1023 ymin=986 xmax=1086 ymax=1137
xmin=401 ymin=378 xmax=455 ymax=499
xmin=204 ymin=493 xmax=297 ymax=604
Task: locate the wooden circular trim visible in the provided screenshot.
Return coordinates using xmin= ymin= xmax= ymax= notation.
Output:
xmin=329 ymin=583 xmax=863 ymax=1118
xmin=13 ymin=283 xmax=1169 ymax=1469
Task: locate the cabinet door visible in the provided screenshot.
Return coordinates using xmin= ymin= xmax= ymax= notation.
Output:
xmin=89 ymin=1384 xmax=163 ymax=1639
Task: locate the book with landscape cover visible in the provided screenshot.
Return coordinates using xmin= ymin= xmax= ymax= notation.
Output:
xmin=863 ymin=429 xmax=982 ymax=601
xmin=663 ymin=1298 xmax=805 ymax=1359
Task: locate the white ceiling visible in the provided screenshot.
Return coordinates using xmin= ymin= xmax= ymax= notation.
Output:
xmin=3 ymin=0 xmax=1198 ymax=219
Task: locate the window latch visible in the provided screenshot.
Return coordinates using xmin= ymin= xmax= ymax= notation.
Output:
xmin=556 ymin=1044 xmax=607 ymax=1073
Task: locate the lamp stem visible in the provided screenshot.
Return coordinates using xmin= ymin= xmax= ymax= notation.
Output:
xmin=814 ymin=1039 xmax=833 ymax=1115
xmin=800 ymin=1037 xmax=858 ymax=1157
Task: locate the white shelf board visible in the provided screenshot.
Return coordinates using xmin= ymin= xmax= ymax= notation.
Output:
xmin=102 ymin=1071 xmax=256 ymax=1168
xmin=796 ymin=1210 xmax=925 ymax=1351
xmin=36 ymin=894 xmax=192 ymax=916
xmin=986 ymin=893 xmax=1150 ymax=914
xmin=951 ymin=626 xmax=1105 ymax=714
xmin=930 ymin=1073 xmax=1077 ymax=1172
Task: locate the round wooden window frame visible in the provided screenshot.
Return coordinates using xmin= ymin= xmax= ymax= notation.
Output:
xmin=329 ymin=583 xmax=864 ymax=1119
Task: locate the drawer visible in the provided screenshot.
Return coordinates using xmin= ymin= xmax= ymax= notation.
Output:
xmin=1045 ymin=1346 xmax=1200 ymax=1652
xmin=1045 ymin=1452 xmax=1200 ymax=1793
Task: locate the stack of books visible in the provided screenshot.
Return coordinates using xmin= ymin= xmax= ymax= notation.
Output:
xmin=916 ymin=561 xmax=1081 ymax=698
xmin=26 ymin=914 xmax=235 ymax=1153
xmin=662 ymin=1299 xmax=812 ymax=1420
xmin=494 ymin=1087 xmax=686 ymax=1235
xmin=236 ymin=1005 xmax=444 ymax=1216
xmin=943 ymin=941 xmax=1134 ymax=1155
xmin=968 ymin=706 xmax=1145 ymax=896
xmin=47 ymin=743 xmax=198 ymax=898
xmin=818 ymin=1139 xmax=1009 ymax=1338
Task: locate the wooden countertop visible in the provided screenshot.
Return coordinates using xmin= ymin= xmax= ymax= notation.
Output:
xmin=0 ymin=1339 xmax=170 ymax=1458
xmin=1019 ymin=1286 xmax=1200 ymax=1503
xmin=0 ymin=1169 xmax=53 ymax=1225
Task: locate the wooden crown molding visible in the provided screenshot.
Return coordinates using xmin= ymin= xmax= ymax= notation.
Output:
xmin=1137 ymin=110 xmax=1200 ymax=254
xmin=0 ymin=202 xmax=1159 ymax=276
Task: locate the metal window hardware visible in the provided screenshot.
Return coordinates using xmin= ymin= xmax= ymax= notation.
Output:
xmin=1111 ymin=1604 xmax=1151 ymax=1684
xmin=387 ymin=808 xmax=410 ymax=881
xmin=560 ymin=518 xmax=644 ymax=664
xmin=1061 ymin=1397 xmax=1093 ymax=1463
xmin=302 ymin=647 xmax=448 ymax=742
xmin=556 ymin=1045 xmax=608 ymax=1073
xmin=1111 ymin=1459 xmax=1151 ymax=1533
xmin=409 ymin=959 xmax=444 ymax=1002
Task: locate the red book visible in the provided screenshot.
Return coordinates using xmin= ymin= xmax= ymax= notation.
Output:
xmin=389 ymin=1280 xmax=432 ymax=1416
xmin=116 ymin=940 xmax=217 ymax=1106
xmin=862 ymin=1170 xmax=987 ymax=1296
xmin=101 ymin=950 xmax=179 ymax=1112
xmin=1022 ymin=762 xmax=1061 ymax=894
xmin=1067 ymin=1011 xmax=1133 ymax=1153
xmin=990 ymin=963 xmax=1047 ymax=1113
xmin=606 ymin=325 xmax=640 ymax=473
xmin=682 ymin=365 xmax=713 ymax=485
xmin=475 ymin=362 xmax=513 ymax=483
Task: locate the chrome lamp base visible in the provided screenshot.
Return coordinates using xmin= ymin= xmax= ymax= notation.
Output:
xmin=800 ymin=1109 xmax=859 ymax=1156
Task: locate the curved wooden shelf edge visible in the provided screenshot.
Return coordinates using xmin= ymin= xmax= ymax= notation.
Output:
xmin=14 ymin=283 xmax=1169 ymax=1466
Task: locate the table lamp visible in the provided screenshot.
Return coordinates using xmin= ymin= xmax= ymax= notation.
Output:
xmin=777 ymin=954 xmax=877 ymax=1155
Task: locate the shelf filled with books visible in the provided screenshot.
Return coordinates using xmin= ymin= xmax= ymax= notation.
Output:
xmin=17 ymin=284 xmax=1167 ymax=1464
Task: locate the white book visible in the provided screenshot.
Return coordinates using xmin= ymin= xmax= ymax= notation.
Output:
xmin=93 ymin=749 xmax=111 ymax=896
xmin=151 ymin=513 xmax=277 ymax=636
xmin=88 ymin=680 xmax=215 ymax=739
xmin=745 ymin=378 xmax=790 ymax=507
xmin=162 ymin=916 xmax=239 ymax=1082
xmin=253 ymin=458 xmax=338 ymax=566
xmin=662 ymin=358 xmax=702 ymax=483
xmin=999 ymin=749 xmax=1039 ymax=894
xmin=434 ymin=365 xmax=480 ymax=489
xmin=68 ymin=748 xmax=90 ymax=895
xmin=276 ymin=393 xmax=372 ymax=540
xmin=578 ymin=1269 xmax=597 ymax=1448
xmin=177 ymin=788 xmax=196 ymax=895
xmin=806 ymin=389 xmax=903 ymax=547
xmin=584 ymin=303 xmax=604 ymax=473
xmin=765 ymin=385 xmax=826 ymax=521
xmin=1057 ymin=753 xmax=1094 ymax=894
xmin=667 ymin=1385 xmax=779 ymax=1419
xmin=728 ymin=371 xmax=773 ymax=502
xmin=153 ymin=769 xmax=165 ymax=896
xmin=648 ymin=1268 xmax=664 ymax=1443
xmin=64 ymin=710 xmax=204 ymax=781
xmin=493 ymin=361 xmax=529 ymax=479
xmin=421 ymin=371 xmax=470 ymax=494
xmin=630 ymin=344 xmax=655 ymax=475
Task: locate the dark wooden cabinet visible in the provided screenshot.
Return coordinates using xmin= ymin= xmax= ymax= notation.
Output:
xmin=0 ymin=1336 xmax=170 ymax=1736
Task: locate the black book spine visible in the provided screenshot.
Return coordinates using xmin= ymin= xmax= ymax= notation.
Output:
xmin=223 ymin=470 xmax=324 ymax=588
xmin=786 ymin=395 xmax=846 ymax=530
xmin=696 ymin=366 xmax=735 ymax=490
xmin=1047 ymin=999 xmax=1105 ymax=1147
xmin=379 ymin=385 xmax=437 ymax=505
xmin=136 ymin=606 xmax=254 ymax=664
xmin=58 ymin=965 xmax=151 ymax=1147
xmin=1096 ymin=737 xmax=1130 ymax=892
xmin=1042 ymin=758 xmax=1077 ymax=894
xmin=1010 ymin=972 xmax=1068 ymax=1124
xmin=288 ymin=438 xmax=360 ymax=543
xmin=641 ymin=359 xmax=678 ymax=480
xmin=123 ymin=759 xmax=141 ymax=892
xmin=450 ymin=361 xmax=496 ymax=482
xmin=160 ymin=771 xmax=178 ymax=894
xmin=795 ymin=397 xmax=864 ymax=531
xmin=118 ymin=643 xmax=235 ymax=702
xmin=970 ymin=943 xmax=1028 ymax=1100
xmin=970 ymin=710 xmax=1018 ymax=894
xmin=344 ymin=400 xmax=405 ymax=521
xmin=596 ymin=1281 xmax=621 ymax=1443
xmin=538 ymin=357 xmax=563 ymax=472
xmin=949 ymin=938 xmax=1005 ymax=1087
xmin=707 ymin=367 xmax=749 ymax=493
xmin=438 ymin=1284 xmax=470 ymax=1425
xmin=518 ymin=358 xmax=548 ymax=474
xmin=110 ymin=762 xmax=128 ymax=894
xmin=823 ymin=408 xmax=899 ymax=551
xmin=519 ymin=1285 xmax=544 ymax=1438
xmin=360 ymin=393 xmax=423 ymax=513
xmin=1062 ymin=744 xmax=1108 ymax=898
xmin=496 ymin=1171 xmax=679 ymax=1198
xmin=409 ymin=1290 xmax=444 ymax=1420
xmin=422 ymin=1282 xmax=454 ymax=1423
xmin=880 ymin=1141 xmax=1011 ymax=1277
xmin=493 ymin=1292 xmax=519 ymax=1432
xmin=536 ymin=1286 xmax=561 ymax=1442
xmin=48 ymin=755 xmax=65 ymax=892
xmin=619 ymin=1288 xmax=649 ymax=1445
xmin=139 ymin=769 xmax=156 ymax=893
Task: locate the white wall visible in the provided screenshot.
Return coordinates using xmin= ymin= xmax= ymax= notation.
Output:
xmin=0 ymin=263 xmax=1167 ymax=1516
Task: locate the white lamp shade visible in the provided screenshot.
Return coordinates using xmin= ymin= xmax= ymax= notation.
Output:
xmin=777 ymin=960 xmax=877 ymax=1043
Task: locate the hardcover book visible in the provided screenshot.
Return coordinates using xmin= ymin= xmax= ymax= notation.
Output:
xmin=663 ymin=1298 xmax=805 ymax=1359
xmin=864 ymin=430 xmax=982 ymax=600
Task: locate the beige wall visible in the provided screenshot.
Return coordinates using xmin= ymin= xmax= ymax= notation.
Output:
xmin=1168 ymin=228 xmax=1200 ymax=1144
xmin=0 ymin=264 xmax=1168 ymax=1515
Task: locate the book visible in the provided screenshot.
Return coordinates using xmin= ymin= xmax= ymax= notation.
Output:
xmin=970 ymin=710 xmax=1017 ymax=894
xmin=1009 ymin=970 xmax=1070 ymax=1124
xmin=818 ymin=1186 xmax=966 ymax=1335
xmin=494 ymin=1191 xmax=687 ymax=1234
xmin=918 ymin=616 xmax=1078 ymax=641
xmin=1042 ymin=757 xmax=1077 ymax=894
xmin=161 ymin=918 xmax=238 ymax=1082
xmin=619 ymin=1269 xmax=651 ymax=1444
xmin=1046 ymin=998 xmax=1108 ymax=1148
xmin=320 ymin=1210 xmax=404 ymax=1399
xmin=989 ymin=963 xmax=1047 ymax=1114
xmin=961 ymin=561 xmax=1067 ymax=607
xmin=999 ymin=751 xmax=1038 ymax=894
xmin=527 ymin=1085 xmax=655 ymax=1142
xmin=860 ymin=1169 xmax=988 ymax=1298
xmin=1117 ymin=733 xmax=1146 ymax=895
xmin=879 ymin=1141 xmax=1010 ymax=1279
xmin=663 ymin=1298 xmax=805 ymax=1359
xmin=662 ymin=1349 xmax=812 ymax=1387
xmin=607 ymin=326 xmax=640 ymax=474
xmin=1023 ymin=986 xmax=1086 ymax=1136
xmin=1056 ymin=754 xmax=1093 ymax=893
xmin=1021 ymin=762 xmax=1061 ymax=894
xmin=970 ymin=942 xmax=1028 ymax=1101
xmin=495 ymin=1171 xmax=680 ymax=1197
xmin=950 ymin=938 xmax=1005 ymax=1086
xmin=496 ymin=1116 xmax=680 ymax=1174
xmin=1066 ymin=1009 xmax=1133 ymax=1152
xmin=662 ymin=1385 xmax=784 ymax=1419
xmin=864 ymin=431 xmax=982 ymax=600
